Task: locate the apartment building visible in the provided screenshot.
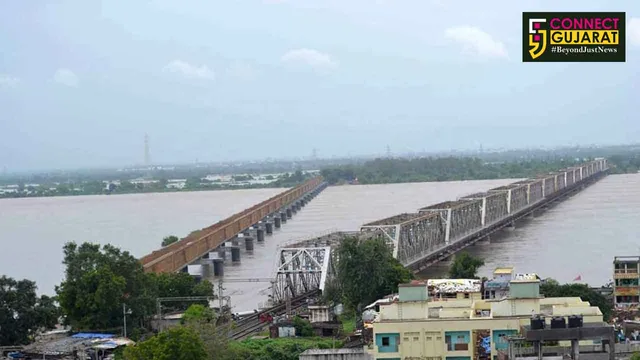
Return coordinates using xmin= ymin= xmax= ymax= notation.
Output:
xmin=367 ymin=274 xmax=604 ymax=360
xmin=613 ymin=256 xmax=640 ymax=306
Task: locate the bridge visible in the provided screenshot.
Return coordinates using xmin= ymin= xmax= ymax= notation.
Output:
xmin=145 ymin=158 xmax=610 ymax=339
xmin=270 ymin=158 xmax=609 ymax=302
xmin=140 ymin=176 xmax=328 ymax=273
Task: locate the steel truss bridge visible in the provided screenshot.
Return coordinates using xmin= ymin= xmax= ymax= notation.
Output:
xmin=271 ymin=158 xmax=609 ymax=303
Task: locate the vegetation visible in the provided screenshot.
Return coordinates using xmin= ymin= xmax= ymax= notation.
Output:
xmin=324 ymin=236 xmax=414 ymax=311
xmin=122 ymin=326 xmax=208 ymax=360
xmin=292 ymin=316 xmax=314 ymax=337
xmin=540 ymin=278 xmax=613 ymax=321
xmin=55 ymin=242 xmax=213 ymax=335
xmin=161 ymin=235 xmax=179 ymax=247
xmin=448 ymin=252 xmax=485 ymax=279
xmin=225 ymin=337 xmax=343 ymax=360
xmin=181 ymin=304 xmax=215 ymax=324
xmin=320 ymin=156 xmax=591 ymax=185
xmin=0 ymin=276 xmax=60 ymax=346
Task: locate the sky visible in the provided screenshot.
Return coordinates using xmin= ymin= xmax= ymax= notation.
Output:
xmin=0 ymin=0 xmax=639 ymax=171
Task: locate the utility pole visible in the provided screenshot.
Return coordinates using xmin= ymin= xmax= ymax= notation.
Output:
xmin=123 ymin=303 xmax=127 ymax=338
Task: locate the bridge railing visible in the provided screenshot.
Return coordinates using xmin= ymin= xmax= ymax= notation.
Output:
xmin=142 ymin=176 xmax=324 ymax=273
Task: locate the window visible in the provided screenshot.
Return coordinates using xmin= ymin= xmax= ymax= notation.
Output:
xmin=382 ymin=337 xmax=390 ymax=346
xmin=464 ymin=293 xmax=470 ymax=299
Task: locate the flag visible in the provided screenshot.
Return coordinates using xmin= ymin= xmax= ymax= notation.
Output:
xmin=573 ymin=275 xmax=582 ymax=282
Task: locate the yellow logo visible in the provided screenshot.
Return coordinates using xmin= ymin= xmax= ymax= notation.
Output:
xmin=528 ymin=18 xmax=547 ymax=60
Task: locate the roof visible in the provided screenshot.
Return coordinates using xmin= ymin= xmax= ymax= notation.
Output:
xmin=427 ymin=279 xmax=481 ymax=293
xmin=494 ymin=267 xmax=514 ymax=275
xmin=512 ymin=273 xmax=541 ymax=282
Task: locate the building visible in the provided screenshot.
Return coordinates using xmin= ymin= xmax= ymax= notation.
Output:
xmin=484 ymin=267 xmax=515 ymax=300
xmin=366 ymin=272 xmax=607 ymax=360
xmin=613 ymin=256 xmax=640 ymax=306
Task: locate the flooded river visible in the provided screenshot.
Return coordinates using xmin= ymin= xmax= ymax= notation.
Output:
xmin=0 ymin=174 xmax=637 ymax=311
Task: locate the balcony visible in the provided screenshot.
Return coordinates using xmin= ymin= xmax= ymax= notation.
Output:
xmin=614 ymin=286 xmax=640 ymax=296
xmin=614 ymin=269 xmax=639 ymax=279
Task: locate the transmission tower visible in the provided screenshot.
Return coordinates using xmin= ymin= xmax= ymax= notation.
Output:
xmin=311 ymin=148 xmax=318 ymax=161
xmin=144 ymin=133 xmax=151 ymax=166
xmin=386 ymin=145 xmax=392 ymax=158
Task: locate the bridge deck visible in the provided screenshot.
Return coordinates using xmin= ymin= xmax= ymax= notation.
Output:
xmin=141 ymin=176 xmax=324 ymax=273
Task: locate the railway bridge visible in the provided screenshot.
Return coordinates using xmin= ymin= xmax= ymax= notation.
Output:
xmin=274 ymin=158 xmax=610 ymax=302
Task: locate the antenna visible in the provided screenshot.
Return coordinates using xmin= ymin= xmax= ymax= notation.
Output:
xmin=144 ymin=133 xmax=151 ymax=166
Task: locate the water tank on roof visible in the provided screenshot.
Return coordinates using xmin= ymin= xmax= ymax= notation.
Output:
xmin=551 ymin=316 xmax=566 ymax=329
xmin=568 ymin=315 xmax=584 ymax=328
xmin=530 ymin=315 xmax=545 ymax=330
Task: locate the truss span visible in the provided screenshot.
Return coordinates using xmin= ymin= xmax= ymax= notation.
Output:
xmin=272 ymin=247 xmax=333 ymax=304
xmin=359 ymin=158 xmax=609 ymax=270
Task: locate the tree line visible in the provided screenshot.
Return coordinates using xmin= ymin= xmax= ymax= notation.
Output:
xmin=320 ymin=156 xmax=592 ymax=185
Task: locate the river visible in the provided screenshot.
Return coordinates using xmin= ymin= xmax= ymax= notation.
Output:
xmin=0 ymin=174 xmax=636 ymax=311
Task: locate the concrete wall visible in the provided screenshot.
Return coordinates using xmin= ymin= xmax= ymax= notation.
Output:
xmin=509 ymin=282 xmax=540 ymax=299
xmin=399 ymin=285 xmax=428 ymax=302
xmin=299 ymin=348 xmax=373 ymax=360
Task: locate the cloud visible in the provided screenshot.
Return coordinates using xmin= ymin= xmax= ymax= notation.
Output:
xmin=163 ymin=60 xmax=215 ymax=80
xmin=0 ymin=74 xmax=20 ymax=88
xmin=53 ymin=68 xmax=79 ymax=87
xmin=630 ymin=18 xmax=640 ymax=47
xmin=444 ymin=26 xmax=508 ymax=59
xmin=281 ymin=48 xmax=338 ymax=69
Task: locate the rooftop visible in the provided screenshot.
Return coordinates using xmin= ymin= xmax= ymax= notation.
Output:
xmin=427 ymin=279 xmax=482 ymax=294
xmin=494 ymin=267 xmax=514 ymax=275
xmin=512 ymin=273 xmax=541 ymax=282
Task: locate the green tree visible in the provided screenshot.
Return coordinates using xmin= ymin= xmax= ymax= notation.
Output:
xmin=122 ymin=326 xmax=207 ymax=360
xmin=181 ymin=304 xmax=214 ymax=324
xmin=161 ymin=235 xmax=179 ymax=247
xmin=0 ymin=276 xmax=60 ymax=345
xmin=330 ymin=236 xmax=413 ymax=311
xmin=448 ymin=252 xmax=485 ymax=279
xmin=292 ymin=316 xmax=314 ymax=337
xmin=540 ymin=278 xmax=613 ymax=321
xmin=56 ymin=242 xmax=148 ymax=331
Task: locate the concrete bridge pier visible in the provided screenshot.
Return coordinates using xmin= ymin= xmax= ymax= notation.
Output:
xmin=274 ymin=217 xmax=282 ymax=228
xmin=256 ymin=228 xmax=265 ymax=242
xmin=231 ymin=247 xmax=241 ymax=262
xmin=291 ymin=204 xmax=297 ymax=214
xmin=213 ymin=258 xmax=224 ymax=276
xmin=200 ymin=259 xmax=214 ymax=278
xmin=232 ymin=234 xmax=242 ymax=246
xmin=245 ymin=237 xmax=254 ymax=251
xmin=266 ymin=221 xmax=274 ymax=234
xmin=281 ymin=211 xmax=287 ymax=223
xmin=286 ymin=208 xmax=293 ymax=218
xmin=217 ymin=248 xmax=226 ymax=259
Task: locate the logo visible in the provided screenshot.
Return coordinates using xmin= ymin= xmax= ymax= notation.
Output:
xmin=522 ymin=12 xmax=626 ymax=62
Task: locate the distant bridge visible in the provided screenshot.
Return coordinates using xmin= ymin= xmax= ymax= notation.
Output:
xmin=140 ymin=176 xmax=326 ymax=273
xmin=276 ymin=158 xmax=609 ymax=301
xmin=360 ymin=158 xmax=608 ymax=271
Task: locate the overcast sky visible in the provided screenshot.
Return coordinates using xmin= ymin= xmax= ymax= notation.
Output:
xmin=1 ymin=0 xmax=639 ymax=171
